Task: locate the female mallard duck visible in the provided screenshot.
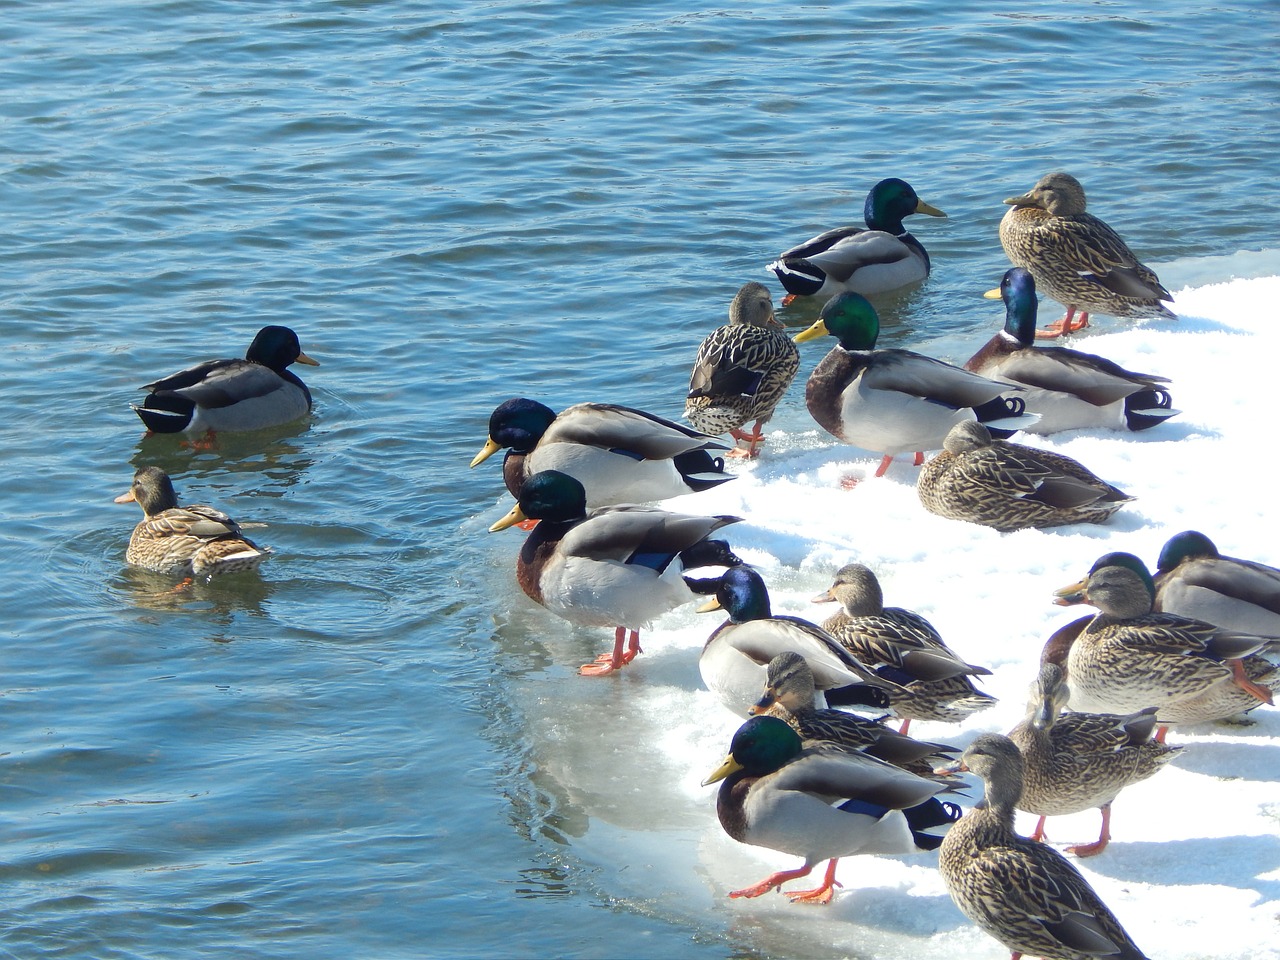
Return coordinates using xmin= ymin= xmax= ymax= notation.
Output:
xmin=703 ymin=715 xmax=960 ymax=904
xmin=1052 ymin=552 xmax=1277 ymax=735
xmin=697 ymin=565 xmax=900 ymax=717
xmin=471 ymin=398 xmax=733 ymax=508
xmin=794 ymin=293 xmax=1035 ymax=477
xmin=965 ymin=268 xmax=1178 ymax=433
xmin=768 ymin=178 xmax=947 ymax=305
xmin=489 ymin=470 xmax=742 ymax=676
xmin=749 ymin=652 xmax=959 ymax=782
xmin=684 ymin=282 xmax=800 ymax=458
xmin=133 ymin=325 xmax=319 ymax=435
xmin=938 ymin=734 xmax=1151 ymax=960
xmin=1000 ymin=172 xmax=1175 ymax=337
xmin=1154 ymin=530 xmax=1280 ymax=636
xmin=811 ymin=563 xmax=996 ymax=733
xmin=115 ymin=466 xmax=271 ymax=579
xmin=1008 ymin=662 xmax=1180 ymax=858
xmin=917 ymin=420 xmax=1134 ymax=531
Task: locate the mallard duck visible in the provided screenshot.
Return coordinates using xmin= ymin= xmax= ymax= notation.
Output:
xmin=966 ymin=267 xmax=1178 ymax=433
xmin=937 ymin=734 xmax=1151 ymax=960
xmin=811 ymin=563 xmax=995 ymax=733
xmin=703 ymin=715 xmax=960 ymax=904
xmin=115 ymin=466 xmax=271 ymax=578
xmin=1000 ymin=172 xmax=1175 ymax=337
xmin=1154 ymin=530 xmax=1280 ymax=636
xmin=917 ymin=420 xmax=1134 ymax=531
xmin=684 ymin=282 xmax=800 ymax=458
xmin=133 ymin=325 xmax=319 ymax=435
xmin=794 ymin=293 xmax=1036 ymax=477
xmin=1052 ymin=552 xmax=1277 ymax=735
xmin=1008 ymin=662 xmax=1180 ymax=858
xmin=749 ymin=652 xmax=958 ymax=782
xmin=471 ymin=398 xmax=733 ymax=508
xmin=489 ymin=470 xmax=742 ymax=676
xmin=767 ymin=178 xmax=947 ymax=305
xmin=697 ymin=565 xmax=899 ymax=717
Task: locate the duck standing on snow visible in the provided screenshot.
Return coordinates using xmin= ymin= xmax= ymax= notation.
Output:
xmin=937 ymin=734 xmax=1151 ymax=960
xmin=1008 ymin=662 xmax=1180 ymax=858
xmin=115 ymin=466 xmax=271 ymax=579
xmin=1154 ymin=530 xmax=1280 ymax=637
xmin=488 ymin=470 xmax=742 ymax=676
xmin=133 ymin=325 xmax=319 ymax=437
xmin=1051 ymin=552 xmax=1278 ymax=737
xmin=697 ymin=565 xmax=899 ymax=718
xmin=768 ymin=178 xmax=947 ymax=305
xmin=917 ymin=420 xmax=1133 ymax=532
xmin=703 ymin=715 xmax=960 ymax=904
xmin=811 ymin=563 xmax=995 ymax=733
xmin=999 ymin=172 xmax=1175 ymax=337
xmin=684 ymin=282 xmax=800 ymax=458
xmin=795 ymin=293 xmax=1034 ymax=477
xmin=966 ymin=267 xmax=1177 ymax=433
xmin=471 ymin=398 xmax=734 ymax=508
xmin=749 ymin=652 xmax=959 ymax=782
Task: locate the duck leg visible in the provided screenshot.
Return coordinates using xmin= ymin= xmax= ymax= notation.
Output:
xmin=1230 ymin=658 xmax=1275 ymax=704
xmin=1035 ymin=307 xmax=1090 ymax=339
xmin=874 ymin=455 xmax=895 ymax=477
xmin=784 ymin=858 xmax=842 ymax=904
xmin=727 ymin=424 xmax=766 ymax=459
xmin=728 ymin=862 xmax=817 ymax=900
xmin=1066 ymin=803 xmax=1111 ymax=858
xmin=579 ymin=627 xmax=642 ymax=677
xmin=1029 ymin=815 xmax=1049 ymax=843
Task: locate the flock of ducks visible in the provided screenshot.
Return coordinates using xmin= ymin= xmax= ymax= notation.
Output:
xmin=115 ymin=173 xmax=1276 ymax=959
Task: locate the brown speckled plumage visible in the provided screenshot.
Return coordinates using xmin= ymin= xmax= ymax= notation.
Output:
xmin=999 ymin=172 xmax=1174 ymax=322
xmin=917 ymin=420 xmax=1133 ymax=532
xmin=1053 ymin=553 xmax=1278 ymax=726
xmin=939 ymin=734 xmax=1150 ymax=960
xmin=685 ymin=282 xmax=800 ymax=442
xmin=116 ymin=466 xmax=271 ymax=579
xmin=813 ymin=564 xmax=996 ymax=725
xmin=1008 ymin=663 xmax=1179 ymax=855
xmin=750 ymin=652 xmax=958 ymax=782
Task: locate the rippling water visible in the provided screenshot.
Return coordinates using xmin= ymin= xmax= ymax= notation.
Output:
xmin=2 ymin=2 xmax=1277 ymax=957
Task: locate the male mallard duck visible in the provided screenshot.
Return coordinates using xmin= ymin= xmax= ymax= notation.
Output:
xmin=768 ymin=178 xmax=947 ymax=305
xmin=811 ymin=563 xmax=995 ymax=733
xmin=1052 ymin=552 xmax=1277 ymax=735
xmin=115 ymin=466 xmax=271 ymax=579
xmin=684 ymin=282 xmax=800 ymax=458
xmin=966 ymin=268 xmax=1178 ymax=433
xmin=472 ymin=398 xmax=733 ymax=508
xmin=489 ymin=470 xmax=742 ymax=676
xmin=917 ymin=420 xmax=1134 ymax=532
xmin=795 ymin=293 xmax=1035 ymax=477
xmin=937 ymin=734 xmax=1151 ymax=960
xmin=697 ymin=565 xmax=900 ymax=717
xmin=133 ymin=325 xmax=319 ymax=435
xmin=749 ymin=652 xmax=958 ymax=782
xmin=1008 ymin=662 xmax=1180 ymax=858
xmin=1154 ymin=530 xmax=1280 ymax=636
xmin=1000 ymin=172 xmax=1175 ymax=337
xmin=703 ymin=715 xmax=960 ymax=904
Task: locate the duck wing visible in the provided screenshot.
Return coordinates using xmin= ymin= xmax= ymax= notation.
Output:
xmin=560 ymin=507 xmax=739 ymax=566
xmin=545 ymin=403 xmax=726 ymax=458
xmin=144 ymin=359 xmax=286 ymax=408
xmin=783 ymin=230 xmax=914 ymax=284
xmin=994 ymin=348 xmax=1168 ymax=406
xmin=1047 ymin=214 xmax=1171 ymax=301
xmin=862 ymin=350 xmax=1011 ymax=406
